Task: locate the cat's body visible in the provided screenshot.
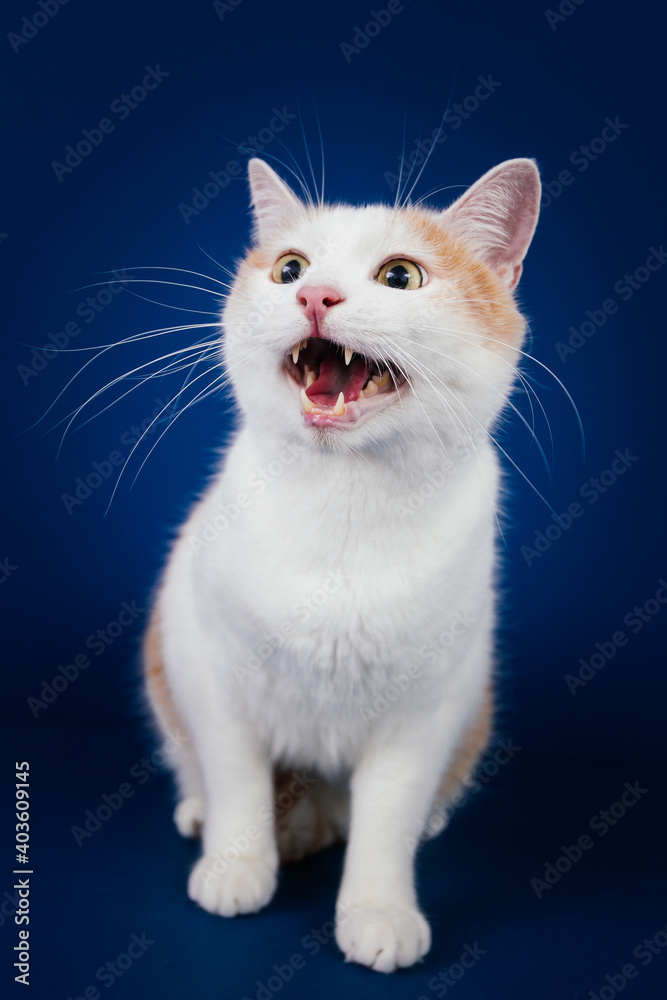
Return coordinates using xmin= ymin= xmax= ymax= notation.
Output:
xmin=144 ymin=156 xmax=541 ymax=972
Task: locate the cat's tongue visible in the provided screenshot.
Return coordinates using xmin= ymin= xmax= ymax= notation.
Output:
xmin=306 ymin=353 xmax=369 ymax=405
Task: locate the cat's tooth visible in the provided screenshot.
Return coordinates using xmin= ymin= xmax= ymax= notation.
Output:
xmin=292 ymin=344 xmax=301 ymax=365
xmin=305 ymin=370 xmax=316 ymax=388
xmin=344 ymin=347 xmax=353 ymax=366
xmin=372 ymin=370 xmax=390 ymax=388
xmin=358 ymin=389 xmax=365 ymax=398
xmin=363 ymin=379 xmax=379 ymax=396
xmin=300 ymin=388 xmax=315 ymax=413
xmin=333 ymin=392 xmax=345 ymax=416
xmin=301 ymin=339 xmax=309 ymax=350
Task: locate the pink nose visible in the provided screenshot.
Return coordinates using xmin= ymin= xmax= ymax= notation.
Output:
xmin=296 ymin=285 xmax=343 ymax=331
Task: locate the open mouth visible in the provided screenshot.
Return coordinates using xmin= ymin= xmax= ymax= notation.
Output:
xmin=284 ymin=337 xmax=404 ymax=427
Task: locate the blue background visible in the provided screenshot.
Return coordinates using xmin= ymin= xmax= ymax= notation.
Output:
xmin=2 ymin=0 xmax=666 ymax=997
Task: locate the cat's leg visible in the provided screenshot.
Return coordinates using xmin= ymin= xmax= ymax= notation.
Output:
xmin=157 ymin=600 xmax=278 ymax=918
xmin=335 ymin=676 xmax=489 ymax=973
xmin=143 ymin=609 xmax=206 ymax=839
xmin=144 ymin=581 xmax=279 ymax=916
xmin=185 ymin=716 xmax=278 ymax=917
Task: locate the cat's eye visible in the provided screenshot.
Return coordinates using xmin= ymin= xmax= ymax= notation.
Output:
xmin=376 ymin=258 xmax=424 ymax=290
xmin=272 ymin=253 xmax=310 ymax=284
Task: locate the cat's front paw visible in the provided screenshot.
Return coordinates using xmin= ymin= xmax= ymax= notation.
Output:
xmin=187 ymin=852 xmax=277 ymax=917
xmin=335 ymin=901 xmax=431 ymax=973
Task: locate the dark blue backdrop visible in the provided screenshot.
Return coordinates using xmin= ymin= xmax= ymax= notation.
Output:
xmin=2 ymin=1 xmax=666 ymax=998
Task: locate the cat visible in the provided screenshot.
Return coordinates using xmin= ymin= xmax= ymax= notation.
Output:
xmin=143 ymin=154 xmax=541 ymax=972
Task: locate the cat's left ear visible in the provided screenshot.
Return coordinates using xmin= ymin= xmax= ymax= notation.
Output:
xmin=247 ymin=159 xmax=303 ymax=243
xmin=444 ymin=159 xmax=541 ymax=290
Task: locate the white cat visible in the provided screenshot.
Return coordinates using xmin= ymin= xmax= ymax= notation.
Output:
xmin=144 ymin=155 xmax=541 ymax=972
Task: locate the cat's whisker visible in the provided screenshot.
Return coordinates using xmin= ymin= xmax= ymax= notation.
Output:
xmin=400 ymin=77 xmax=457 ymax=207
xmin=117 ymin=275 xmax=290 ymax=319
xmin=398 ymin=314 xmax=569 ymax=400
xmin=377 ymin=352 xmax=409 ymax=419
xmin=104 ymin=362 xmax=232 ymax=515
xmin=251 ymin=144 xmax=315 ymax=206
xmin=32 ymin=323 xmax=222 ymax=356
xmin=54 ymin=340 xmax=223 ymax=449
xmin=388 ymin=330 xmax=553 ymax=477
xmin=394 ymin=349 xmax=503 ymax=538
xmin=25 ymin=324 xmax=221 ymax=435
xmin=393 ymin=361 xmax=456 ymax=468
xmin=111 ymin=265 xmax=235 ymax=292
xmin=312 ymin=100 xmax=326 ymax=208
xmin=385 ymin=343 xmax=506 ymax=535
xmin=387 ymin=336 xmax=516 ymax=453
xmin=195 ymin=244 xmax=239 ymax=279
xmin=387 ymin=338 xmax=557 ymax=519
xmin=69 ymin=346 xmax=223 ymax=437
xmin=101 ymin=340 xmax=270 ymax=513
xmin=121 ymin=278 xmax=224 ymax=316
xmin=405 ymin=320 xmax=583 ymax=454
xmin=384 ymin=340 xmax=487 ymax=479
xmin=297 ymin=102 xmax=320 ymax=207
xmin=210 ymin=126 xmax=316 ymax=207
xmin=384 ymin=342 xmax=465 ymax=460
xmin=396 ymin=124 xmax=422 ymax=210
xmin=75 ymin=275 xmax=225 ymax=302
xmin=122 ymin=347 xmax=265 ymax=492
xmin=393 ymin=107 xmax=409 ymax=211
xmin=412 ymin=184 xmax=467 ymax=208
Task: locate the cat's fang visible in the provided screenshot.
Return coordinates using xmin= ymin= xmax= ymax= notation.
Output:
xmin=333 ymin=392 xmax=346 ymax=416
xmin=344 ymin=348 xmax=353 ymax=366
xmin=305 ymin=370 xmax=316 ymax=388
xmin=300 ymin=388 xmax=315 ymax=413
xmin=292 ymin=345 xmax=301 ymax=365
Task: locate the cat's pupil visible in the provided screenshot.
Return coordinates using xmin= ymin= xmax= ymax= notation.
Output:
xmin=385 ymin=264 xmax=410 ymax=289
xmin=281 ymin=259 xmax=302 ymax=282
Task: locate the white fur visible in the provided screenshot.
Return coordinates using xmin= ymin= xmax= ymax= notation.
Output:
xmin=150 ymin=158 xmax=540 ymax=972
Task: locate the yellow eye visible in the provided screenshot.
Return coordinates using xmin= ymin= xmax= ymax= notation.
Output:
xmin=376 ymin=258 xmax=424 ymax=290
xmin=271 ymin=253 xmax=310 ymax=284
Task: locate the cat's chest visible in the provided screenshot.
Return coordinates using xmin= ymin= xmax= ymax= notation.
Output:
xmin=194 ymin=442 xmax=493 ymax=670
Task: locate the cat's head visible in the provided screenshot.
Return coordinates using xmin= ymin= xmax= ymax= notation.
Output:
xmin=222 ymin=157 xmax=540 ymax=456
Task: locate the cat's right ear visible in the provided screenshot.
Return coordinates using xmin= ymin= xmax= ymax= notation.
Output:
xmin=248 ymin=159 xmax=303 ymax=244
xmin=443 ymin=159 xmax=541 ymax=291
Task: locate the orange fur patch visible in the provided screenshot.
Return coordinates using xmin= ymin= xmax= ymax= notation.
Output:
xmin=403 ymin=209 xmax=525 ymax=350
xmin=143 ymin=608 xmax=184 ymax=737
xmin=437 ymin=684 xmax=494 ymax=805
xmin=245 ymin=247 xmax=273 ymax=270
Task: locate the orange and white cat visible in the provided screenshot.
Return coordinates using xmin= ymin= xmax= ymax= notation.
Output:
xmin=144 ymin=156 xmax=541 ymax=972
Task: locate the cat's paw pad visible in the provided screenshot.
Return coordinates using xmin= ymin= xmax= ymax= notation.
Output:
xmin=174 ymin=795 xmax=205 ymax=839
xmin=335 ymin=902 xmax=431 ymax=973
xmin=187 ymin=852 xmax=277 ymax=917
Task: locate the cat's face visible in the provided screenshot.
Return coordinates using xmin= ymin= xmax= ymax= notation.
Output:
xmin=222 ymin=159 xmax=540 ymax=455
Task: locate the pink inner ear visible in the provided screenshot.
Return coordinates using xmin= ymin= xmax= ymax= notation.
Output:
xmin=446 ymin=159 xmax=541 ymax=288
